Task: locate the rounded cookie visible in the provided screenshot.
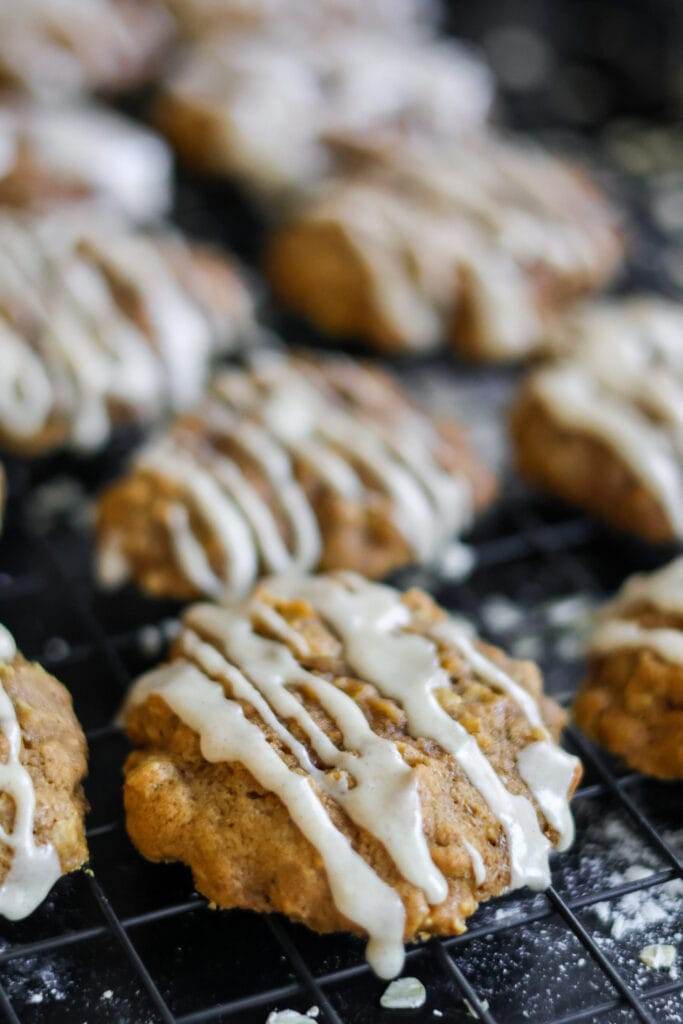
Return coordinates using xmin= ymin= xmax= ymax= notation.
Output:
xmin=574 ymin=558 xmax=683 ymax=779
xmin=96 ymin=351 xmax=496 ymax=599
xmin=0 ymin=625 xmax=88 ymax=918
xmin=123 ymin=573 xmax=581 ymax=977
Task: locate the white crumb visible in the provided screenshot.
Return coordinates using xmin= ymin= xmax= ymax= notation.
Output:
xmin=102 ymin=990 xmax=113 ymax=1000
xmin=480 ymin=595 xmax=523 ymax=634
xmin=306 ymin=1008 xmax=319 ymax=1019
xmin=511 ymin=635 xmax=542 ymax=660
xmin=434 ymin=541 xmax=476 ymax=582
xmin=433 ymin=1012 xmax=443 ymax=1019
xmin=267 ymin=1011 xmax=311 ymax=1024
xmin=640 ymin=944 xmax=677 ymax=970
xmin=380 ymin=977 xmax=427 ymax=1010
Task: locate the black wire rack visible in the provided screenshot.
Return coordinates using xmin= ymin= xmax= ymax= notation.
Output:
xmin=0 ymin=451 xmax=681 ymax=1024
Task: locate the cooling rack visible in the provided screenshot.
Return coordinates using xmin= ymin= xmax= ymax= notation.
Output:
xmin=0 ymin=428 xmax=681 ymax=1024
xmin=0 ymin=96 xmax=682 ymax=1024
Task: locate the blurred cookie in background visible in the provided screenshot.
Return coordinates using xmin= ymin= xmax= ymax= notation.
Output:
xmin=0 ymin=102 xmax=172 ymax=223
xmin=152 ymin=27 xmax=492 ymax=200
xmin=0 ymin=210 xmax=257 ymax=457
xmin=267 ymin=134 xmax=622 ymax=359
xmin=574 ymin=557 xmax=683 ymax=779
xmin=511 ymin=296 xmax=683 ymax=542
xmin=95 ymin=350 xmax=496 ymax=599
xmin=0 ymin=0 xmax=174 ymax=102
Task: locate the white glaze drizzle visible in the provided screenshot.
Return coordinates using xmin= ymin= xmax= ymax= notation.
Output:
xmin=126 ymin=574 xmax=577 ymax=977
xmin=462 ymin=839 xmax=486 ymax=887
xmin=267 ymin=573 xmax=574 ymax=887
xmin=111 ymin=353 xmax=474 ymax=596
xmin=536 ymin=298 xmax=683 ymax=538
xmin=532 ymin=364 xmax=683 ymax=539
xmin=280 ymin=134 xmax=619 ymax=355
xmin=128 ymin=657 xmax=405 ymax=978
xmin=0 ymin=626 xmax=62 ymax=919
xmin=0 ymin=214 xmax=253 ymax=453
xmin=589 ymin=556 xmax=683 ymax=667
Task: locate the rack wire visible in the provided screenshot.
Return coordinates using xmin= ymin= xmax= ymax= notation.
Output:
xmin=0 ymin=458 xmax=680 ymax=1024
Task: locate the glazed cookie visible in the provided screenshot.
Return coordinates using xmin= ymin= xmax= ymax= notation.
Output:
xmin=96 ymin=350 xmax=496 ymax=598
xmin=123 ymin=573 xmax=581 ymax=976
xmin=511 ymin=296 xmax=683 ymax=542
xmin=152 ymin=29 xmax=492 ymax=199
xmin=266 ymin=135 xmax=622 ymax=358
xmin=0 ymin=210 xmax=256 ymax=456
xmin=574 ymin=558 xmax=683 ymax=779
xmin=0 ymin=102 xmax=172 ymax=223
xmin=0 ymin=0 xmax=173 ymax=101
xmin=161 ymin=0 xmax=440 ymax=38
xmin=0 ymin=624 xmax=88 ymax=918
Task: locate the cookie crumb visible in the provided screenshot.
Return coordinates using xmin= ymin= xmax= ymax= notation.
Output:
xmin=380 ymin=977 xmax=426 ymax=1010
xmin=640 ymin=944 xmax=677 ymax=970
xmin=266 ymin=1011 xmax=310 ymax=1024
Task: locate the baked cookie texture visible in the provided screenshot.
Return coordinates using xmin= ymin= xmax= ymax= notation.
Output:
xmin=266 ymin=136 xmax=622 ymax=359
xmin=0 ymin=625 xmax=88 ymax=917
xmin=0 ymin=210 xmax=256 ymax=457
xmin=96 ymin=351 xmax=496 ymax=599
xmin=152 ymin=28 xmax=492 ymax=200
xmin=574 ymin=558 xmax=683 ymax=779
xmin=0 ymin=0 xmax=174 ymax=101
xmin=0 ymin=102 xmax=172 ymax=223
xmin=511 ymin=296 xmax=683 ymax=542
xmin=123 ymin=573 xmax=581 ymax=976
xmin=160 ymin=0 xmax=440 ymax=38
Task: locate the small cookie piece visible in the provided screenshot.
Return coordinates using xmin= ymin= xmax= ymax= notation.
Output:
xmin=0 ymin=624 xmax=88 ymax=917
xmin=153 ymin=30 xmax=492 ymax=199
xmin=0 ymin=102 xmax=172 ymax=223
xmin=574 ymin=558 xmax=683 ymax=779
xmin=266 ymin=136 xmax=622 ymax=358
xmin=123 ymin=573 xmax=581 ymax=976
xmin=96 ymin=350 xmax=496 ymax=598
xmin=0 ymin=210 xmax=256 ymax=456
xmin=0 ymin=0 xmax=174 ymax=101
xmin=511 ymin=297 xmax=683 ymax=542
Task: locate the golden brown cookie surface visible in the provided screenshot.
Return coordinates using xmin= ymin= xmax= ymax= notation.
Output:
xmin=511 ymin=297 xmax=683 ymax=543
xmin=96 ymin=352 xmax=496 ymax=600
xmin=123 ymin=573 xmax=581 ymax=977
xmin=574 ymin=558 xmax=683 ymax=779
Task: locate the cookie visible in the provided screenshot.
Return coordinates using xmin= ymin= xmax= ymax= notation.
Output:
xmin=0 ymin=0 xmax=173 ymax=101
xmin=574 ymin=558 xmax=683 ymax=779
xmin=0 ymin=210 xmax=256 ymax=456
xmin=266 ymin=135 xmax=622 ymax=358
xmin=0 ymin=101 xmax=172 ymax=223
xmin=123 ymin=573 xmax=581 ymax=976
xmin=161 ymin=0 xmax=439 ymax=38
xmin=152 ymin=29 xmax=492 ymax=200
xmin=96 ymin=350 xmax=496 ymax=598
xmin=511 ymin=297 xmax=683 ymax=542
xmin=0 ymin=624 xmax=88 ymax=918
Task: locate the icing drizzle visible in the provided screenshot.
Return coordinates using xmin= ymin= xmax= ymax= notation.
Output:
xmin=590 ymin=556 xmax=683 ymax=666
xmin=126 ymin=573 xmax=579 ymax=977
xmin=533 ymin=298 xmax=683 ymax=538
xmin=274 ymin=134 xmax=620 ymax=355
xmin=100 ymin=352 xmax=475 ymax=595
xmin=0 ymin=213 xmax=254 ymax=453
xmin=0 ymin=626 xmax=62 ymax=919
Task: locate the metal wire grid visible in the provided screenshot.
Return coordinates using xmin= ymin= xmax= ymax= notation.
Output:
xmin=0 ymin=470 xmax=680 ymax=1024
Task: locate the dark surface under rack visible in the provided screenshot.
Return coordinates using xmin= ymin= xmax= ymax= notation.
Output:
xmin=0 ymin=119 xmax=682 ymax=1023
